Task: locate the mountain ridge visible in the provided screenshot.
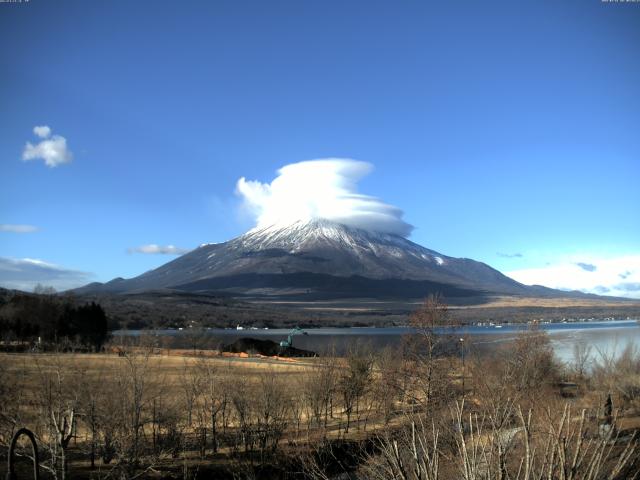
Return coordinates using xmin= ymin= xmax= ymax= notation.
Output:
xmin=73 ymin=219 xmax=585 ymax=301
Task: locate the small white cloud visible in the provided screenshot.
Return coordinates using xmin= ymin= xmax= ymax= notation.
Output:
xmin=128 ymin=244 xmax=190 ymax=255
xmin=22 ymin=126 xmax=73 ymax=167
xmin=33 ymin=125 xmax=51 ymax=138
xmin=506 ymin=255 xmax=640 ymax=299
xmin=0 ymin=224 xmax=39 ymax=233
xmin=497 ymin=252 xmax=524 ymax=258
xmin=0 ymin=257 xmax=93 ymax=292
xmin=236 ymin=158 xmax=414 ymax=237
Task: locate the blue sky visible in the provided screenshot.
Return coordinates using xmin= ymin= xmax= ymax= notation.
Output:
xmin=1 ymin=0 xmax=639 ymax=296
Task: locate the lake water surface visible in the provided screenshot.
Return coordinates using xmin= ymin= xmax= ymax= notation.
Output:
xmin=115 ymin=319 xmax=640 ymax=364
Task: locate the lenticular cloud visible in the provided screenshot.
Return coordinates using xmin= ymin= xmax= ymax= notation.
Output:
xmin=236 ymin=158 xmax=414 ymax=237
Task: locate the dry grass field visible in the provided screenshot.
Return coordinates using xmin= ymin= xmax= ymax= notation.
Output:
xmin=463 ymin=295 xmax=640 ymax=309
xmin=1 ymin=301 xmax=640 ymax=479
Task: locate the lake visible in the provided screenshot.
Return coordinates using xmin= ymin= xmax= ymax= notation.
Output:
xmin=114 ymin=319 xmax=640 ymax=364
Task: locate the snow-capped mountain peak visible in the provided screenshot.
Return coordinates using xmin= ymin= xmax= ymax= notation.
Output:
xmin=74 ymin=218 xmax=528 ymax=298
xmin=240 ymin=219 xmax=409 ymax=250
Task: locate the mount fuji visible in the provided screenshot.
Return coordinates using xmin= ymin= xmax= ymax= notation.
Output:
xmin=76 ymin=219 xmax=564 ymax=301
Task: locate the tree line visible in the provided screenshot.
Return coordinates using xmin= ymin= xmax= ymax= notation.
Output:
xmin=0 ymin=290 xmax=109 ymax=351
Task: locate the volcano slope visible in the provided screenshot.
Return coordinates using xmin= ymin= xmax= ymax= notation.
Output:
xmin=72 ymin=220 xmax=639 ymax=326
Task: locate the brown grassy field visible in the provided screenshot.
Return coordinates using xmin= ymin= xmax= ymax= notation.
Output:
xmin=462 ymin=295 xmax=640 ymax=309
xmin=2 ymin=316 xmax=640 ymax=479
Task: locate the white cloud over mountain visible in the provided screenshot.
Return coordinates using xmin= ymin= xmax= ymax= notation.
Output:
xmin=506 ymin=255 xmax=640 ymax=299
xmin=22 ymin=125 xmax=73 ymax=167
xmin=128 ymin=244 xmax=190 ymax=255
xmin=0 ymin=257 xmax=92 ymax=292
xmin=236 ymin=158 xmax=413 ymax=237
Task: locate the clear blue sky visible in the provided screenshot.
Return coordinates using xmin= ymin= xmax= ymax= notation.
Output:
xmin=1 ymin=0 xmax=639 ymax=295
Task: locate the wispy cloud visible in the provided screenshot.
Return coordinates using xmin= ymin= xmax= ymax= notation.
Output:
xmin=236 ymin=158 xmax=414 ymax=237
xmin=506 ymin=255 xmax=640 ymax=299
xmin=128 ymin=244 xmax=190 ymax=255
xmin=575 ymin=262 xmax=597 ymax=272
xmin=0 ymin=224 xmax=38 ymax=233
xmin=22 ymin=125 xmax=73 ymax=167
xmin=497 ymin=252 xmax=523 ymax=258
xmin=0 ymin=257 xmax=93 ymax=292
xmin=614 ymin=282 xmax=640 ymax=292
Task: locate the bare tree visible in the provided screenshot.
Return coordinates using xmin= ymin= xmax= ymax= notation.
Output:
xmin=507 ymin=326 xmax=558 ymax=403
xmin=289 ymin=376 xmax=306 ymax=439
xmin=180 ymin=359 xmax=202 ymax=427
xmin=230 ymin=374 xmax=253 ymax=455
xmin=339 ymin=343 xmax=373 ymax=434
xmin=76 ymin=361 xmax=112 ymax=470
xmin=254 ymin=369 xmax=290 ymax=462
xmin=34 ymin=354 xmax=79 ymax=480
xmin=374 ymin=346 xmax=404 ymax=425
xmin=193 ymin=356 xmax=229 ymax=455
xmin=33 ymin=283 xmax=57 ymax=295
xmin=0 ymin=359 xmax=26 ymax=449
xmin=404 ymin=293 xmax=455 ymax=411
xmin=111 ymin=349 xmax=153 ymax=473
xmin=362 ymin=419 xmax=440 ymax=480
xmin=572 ymin=341 xmax=593 ymax=379
xmin=365 ymin=400 xmax=639 ymax=480
xmin=593 ymin=342 xmax=640 ymax=413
